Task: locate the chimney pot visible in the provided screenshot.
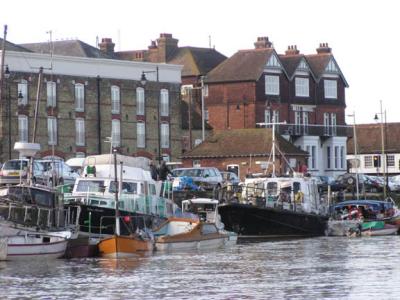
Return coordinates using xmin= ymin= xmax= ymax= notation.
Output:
xmin=316 ymin=42 xmax=332 ymax=54
xmin=254 ymin=36 xmax=272 ymax=49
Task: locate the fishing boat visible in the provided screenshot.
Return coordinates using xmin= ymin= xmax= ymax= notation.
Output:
xmin=64 ymin=154 xmax=179 ymax=237
xmin=4 ymin=233 xmax=67 ymax=260
xmin=327 ymin=199 xmax=400 ymax=236
xmin=153 ymin=198 xmax=236 ymax=251
xmin=97 ymin=150 xmax=154 ymax=258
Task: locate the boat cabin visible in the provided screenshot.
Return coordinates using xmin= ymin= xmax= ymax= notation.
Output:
xmin=182 ymin=198 xmax=219 ymax=222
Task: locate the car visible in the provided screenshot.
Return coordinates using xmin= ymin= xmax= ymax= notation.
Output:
xmin=37 ymin=159 xmax=79 ymax=186
xmin=315 ymin=175 xmax=345 ymax=193
xmin=0 ymin=159 xmax=46 ymax=185
xmin=335 ymin=173 xmax=364 ymax=192
xmin=220 ymin=171 xmax=240 ymax=186
xmin=171 ymin=167 xmax=223 ymax=190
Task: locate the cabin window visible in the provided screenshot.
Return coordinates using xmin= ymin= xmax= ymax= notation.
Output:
xmin=149 ymin=184 xmax=156 ymax=195
xmin=109 ymin=182 xmax=138 ymax=194
xmin=76 ymin=180 xmax=105 ymax=192
xmin=267 ymin=182 xmax=278 ymax=195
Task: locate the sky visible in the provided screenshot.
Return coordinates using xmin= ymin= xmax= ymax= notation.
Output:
xmin=1 ymin=0 xmax=398 ymax=125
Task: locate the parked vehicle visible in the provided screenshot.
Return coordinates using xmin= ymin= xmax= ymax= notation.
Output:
xmin=37 ymin=159 xmax=79 ymax=186
xmin=171 ymin=167 xmax=223 ymax=190
xmin=335 ymin=173 xmax=364 ymax=192
xmin=221 ymin=171 xmax=240 ymax=186
xmin=0 ymin=159 xmax=46 ymax=186
xmin=388 ymin=176 xmax=400 ymax=192
xmin=316 ymin=175 xmax=345 ymax=193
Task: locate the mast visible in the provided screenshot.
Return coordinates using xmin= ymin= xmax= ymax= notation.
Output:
xmin=113 ymin=149 xmax=120 ymax=236
xmin=272 ymin=121 xmax=276 ymax=177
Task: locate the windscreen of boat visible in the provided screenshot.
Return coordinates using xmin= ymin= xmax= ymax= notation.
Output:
xmin=76 ymin=180 xmax=105 ymax=193
xmin=109 ymin=181 xmax=138 ymax=194
xmin=267 ymin=182 xmax=278 ymax=196
xmin=2 ymin=160 xmax=28 ymax=170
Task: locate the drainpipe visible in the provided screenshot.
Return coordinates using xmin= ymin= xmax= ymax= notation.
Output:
xmin=96 ymin=76 xmax=102 ymax=154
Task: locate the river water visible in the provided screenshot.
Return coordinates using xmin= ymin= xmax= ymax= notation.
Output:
xmin=1 ymin=236 xmax=400 ymax=299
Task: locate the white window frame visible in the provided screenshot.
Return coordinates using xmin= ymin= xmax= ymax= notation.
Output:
xmin=18 ymin=80 xmax=28 ymax=105
xmin=331 ymin=113 xmax=337 ymax=136
xmin=340 ymin=146 xmax=345 ymax=169
xmin=295 ymin=111 xmax=301 ymax=134
xmin=160 ymin=89 xmax=169 ymax=117
xmin=160 ymin=123 xmax=169 ymax=148
xmin=18 ymin=115 xmax=28 ymax=142
xmin=111 ymin=85 xmax=120 ymax=114
xmin=324 ymin=113 xmax=330 ymax=135
xmin=324 ymin=80 xmax=337 ymax=99
xmin=334 ymin=146 xmax=339 ymax=168
xmin=75 ymin=83 xmax=85 ymax=112
xmin=295 ymin=77 xmax=309 ymax=97
xmin=47 ymin=117 xmax=57 ymax=145
xmin=364 ymin=156 xmax=373 ymax=168
xmin=75 ymin=118 xmax=85 ymax=146
xmin=265 ymin=75 xmax=280 ymax=95
xmin=111 ymin=119 xmax=121 ymax=147
xmin=46 ymin=81 xmax=56 ymax=107
xmin=387 ymin=155 xmax=395 ymax=167
xmin=303 ymin=111 xmax=309 ymax=134
xmin=137 ymin=122 xmax=145 ymax=148
xmin=136 ymin=87 xmax=145 ymax=115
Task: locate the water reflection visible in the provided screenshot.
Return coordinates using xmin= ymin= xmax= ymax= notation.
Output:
xmin=1 ymin=237 xmax=400 ymax=299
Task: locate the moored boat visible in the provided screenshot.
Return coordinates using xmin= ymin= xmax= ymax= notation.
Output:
xmin=98 ymin=234 xmax=153 ymax=258
xmin=219 ymin=175 xmax=329 ymax=239
xmin=4 ymin=233 xmax=67 ymax=260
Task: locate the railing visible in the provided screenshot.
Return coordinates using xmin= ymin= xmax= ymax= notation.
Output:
xmin=0 ymin=203 xmax=80 ymax=230
xmin=266 ymin=123 xmax=352 ymax=138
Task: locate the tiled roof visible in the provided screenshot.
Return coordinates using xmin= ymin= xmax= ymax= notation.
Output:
xmin=181 ymin=128 xmax=307 ymax=158
xmin=205 ymin=48 xmax=275 ymax=83
xmin=348 ymin=123 xmax=400 ymax=155
xmin=0 ymin=38 xmax=31 ymax=52
xmin=279 ymin=55 xmax=303 ymax=78
xmin=20 ymin=40 xmax=114 ymax=59
xmin=168 ymin=47 xmax=226 ymax=77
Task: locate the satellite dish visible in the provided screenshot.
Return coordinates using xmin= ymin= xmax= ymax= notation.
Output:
xmin=13 ymin=142 xmax=41 ymax=158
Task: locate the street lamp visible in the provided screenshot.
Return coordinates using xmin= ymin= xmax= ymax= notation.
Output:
xmin=374 ymin=100 xmax=387 ymax=199
xmin=140 ymin=66 xmax=161 ymax=164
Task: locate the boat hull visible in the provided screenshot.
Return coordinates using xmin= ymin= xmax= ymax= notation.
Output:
xmin=218 ymin=203 xmax=328 ymax=239
xmin=98 ymin=235 xmax=153 ymax=258
xmin=5 ymin=234 xmax=67 ymax=260
xmin=64 ymin=236 xmax=98 ymax=258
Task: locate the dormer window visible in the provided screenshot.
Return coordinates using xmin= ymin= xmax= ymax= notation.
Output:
xmin=265 ymin=75 xmax=280 ymax=95
xmin=324 ymin=80 xmax=337 ymax=99
xmin=295 ymin=77 xmax=309 ymax=97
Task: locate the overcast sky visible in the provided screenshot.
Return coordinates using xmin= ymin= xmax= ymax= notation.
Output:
xmin=1 ymin=0 xmax=398 ymax=125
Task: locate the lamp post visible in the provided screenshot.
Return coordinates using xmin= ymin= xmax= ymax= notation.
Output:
xmin=140 ymin=66 xmax=161 ymax=164
xmin=374 ymin=100 xmax=387 ymax=199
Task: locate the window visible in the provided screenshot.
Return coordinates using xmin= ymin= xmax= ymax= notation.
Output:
xmin=75 ymin=83 xmax=85 ymax=112
xmin=334 ymin=146 xmax=339 ymax=168
xmin=18 ymin=115 xmax=28 ymax=142
xmin=111 ymin=119 xmax=120 ymax=147
xmin=204 ymin=109 xmax=209 ymax=121
xmin=160 ymin=89 xmax=169 ymax=117
xmin=161 ymin=123 xmax=169 ymax=148
xmin=311 ymin=146 xmax=316 ymax=169
xmin=111 ymin=85 xmax=120 ymax=114
xmin=331 ymin=114 xmax=337 ymax=135
xmin=48 ymin=117 xmax=57 ymax=145
xmin=203 ymin=85 xmax=209 ymax=97
xmin=136 ymin=87 xmax=145 ymax=115
xmin=46 ymin=81 xmax=56 ymax=107
xmin=295 ymin=111 xmax=301 ymax=134
xmin=264 ymin=110 xmax=279 ymax=128
xmin=324 ymin=113 xmax=330 ymax=135
xmin=17 ymin=80 xmax=28 ymax=105
xmin=295 ymin=77 xmax=309 ymax=97
xmin=387 ymin=155 xmax=395 ymax=167
xmin=137 ymin=122 xmax=145 ymax=148
xmin=327 ymin=146 xmax=331 ymax=169
xmin=364 ymin=156 xmax=373 ymax=168
xmin=265 ymin=75 xmax=280 ymax=95
xmin=324 ymin=80 xmax=337 ymax=99
xmin=303 ymin=111 xmax=309 ymax=134
xmin=75 ymin=118 xmax=85 ymax=146
xmin=340 ymin=146 xmax=345 ymax=169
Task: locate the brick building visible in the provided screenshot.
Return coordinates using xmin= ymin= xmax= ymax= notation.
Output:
xmin=204 ymin=37 xmax=350 ymax=177
xmin=181 ymin=128 xmax=308 ymax=180
xmin=0 ymin=44 xmax=182 ymax=162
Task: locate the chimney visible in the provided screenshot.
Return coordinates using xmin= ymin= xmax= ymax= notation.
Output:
xmin=156 ymin=33 xmax=179 ymax=62
xmin=99 ymin=38 xmax=115 ymax=55
xmin=316 ymin=43 xmax=332 ymax=54
xmin=254 ymin=36 xmax=273 ymax=49
xmin=285 ymin=45 xmax=300 ymax=55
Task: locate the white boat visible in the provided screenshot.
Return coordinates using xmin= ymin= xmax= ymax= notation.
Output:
xmin=153 ymin=198 xmax=237 ymax=251
xmin=4 ymin=233 xmax=68 ymax=260
xmin=63 ymin=154 xmax=179 ymax=237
